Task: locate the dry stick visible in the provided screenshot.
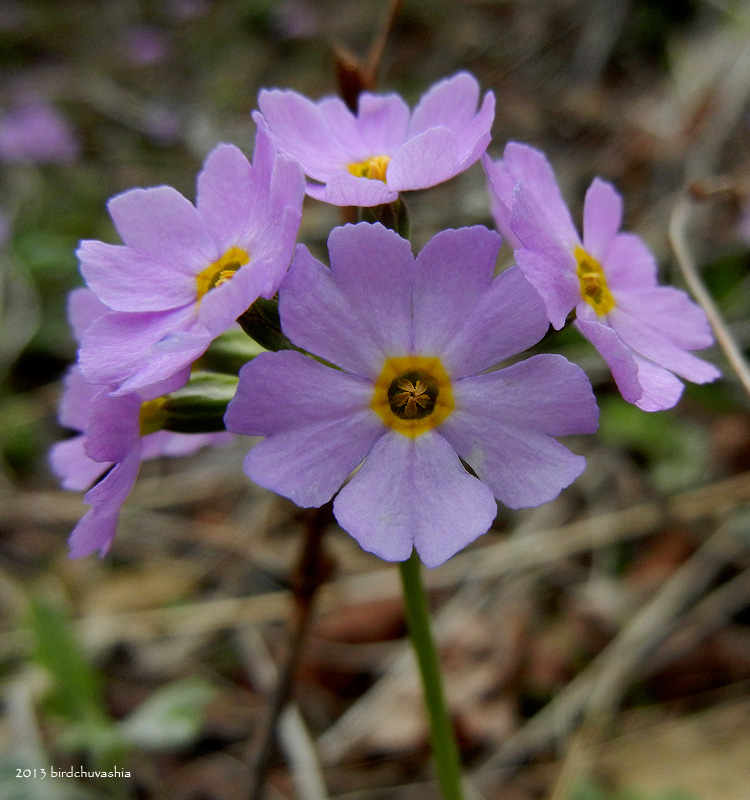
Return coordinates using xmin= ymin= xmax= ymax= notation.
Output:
xmin=364 ymin=0 xmax=404 ymax=87
xmin=645 ymin=564 xmax=750 ymax=675
xmin=473 ymin=520 xmax=747 ymax=793
xmin=333 ymin=0 xmax=401 ymax=109
xmin=248 ymin=502 xmax=333 ymax=800
xmin=547 ymin=519 xmax=747 ymax=800
xmin=237 ymin=627 xmax=330 ymax=800
xmin=1 ymin=470 xmax=746 ymax=664
xmin=549 ymin=564 xmax=750 ymax=800
xmin=669 ymin=196 xmax=750 ymax=400
xmin=668 ymin=39 xmax=750 ymax=402
xmin=551 ymin=564 xmax=750 ymax=799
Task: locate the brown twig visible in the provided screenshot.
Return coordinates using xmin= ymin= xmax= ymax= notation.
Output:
xmin=247 ymin=501 xmax=334 ymax=800
xmin=333 ymin=0 xmax=402 ymax=108
xmin=365 ymin=0 xmax=403 ymax=88
xmin=669 ymin=194 xmax=750 ymax=401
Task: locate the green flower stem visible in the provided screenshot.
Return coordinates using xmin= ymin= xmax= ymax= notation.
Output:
xmin=398 ymin=550 xmax=465 ymax=800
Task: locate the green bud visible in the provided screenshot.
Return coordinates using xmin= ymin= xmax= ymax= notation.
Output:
xmin=358 ymin=197 xmax=410 ymax=238
xmin=197 ymin=327 xmax=267 ymax=374
xmin=158 ymin=371 xmax=239 ymax=434
xmin=236 ymin=297 xmax=296 ymax=352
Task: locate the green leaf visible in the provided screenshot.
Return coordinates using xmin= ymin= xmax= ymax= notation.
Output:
xmin=118 ymin=678 xmax=216 ymax=750
xmin=27 ymin=598 xmax=108 ymax=728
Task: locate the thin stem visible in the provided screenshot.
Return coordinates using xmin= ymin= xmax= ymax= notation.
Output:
xmin=398 ymin=551 xmax=465 ymax=800
xmin=248 ymin=501 xmax=333 ymax=800
xmin=669 ymin=194 xmax=750 ymax=400
xmin=365 ymin=0 xmax=404 ymax=87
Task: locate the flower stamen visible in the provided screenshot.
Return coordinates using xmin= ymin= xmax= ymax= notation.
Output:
xmin=390 ymin=376 xmax=436 ymax=419
xmin=196 ymin=246 xmax=250 ymax=302
xmin=575 ymin=246 xmax=615 ymax=315
xmin=139 ymin=397 xmax=168 ymax=436
xmin=347 ymin=155 xmax=391 ymax=182
xmin=372 ymin=356 xmax=454 ymax=437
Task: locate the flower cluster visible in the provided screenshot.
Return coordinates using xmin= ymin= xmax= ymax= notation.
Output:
xmin=53 ymin=72 xmax=719 ymax=565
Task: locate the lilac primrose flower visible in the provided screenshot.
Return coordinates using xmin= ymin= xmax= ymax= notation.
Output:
xmin=77 ymin=123 xmax=305 ymax=395
xmin=255 ymin=72 xmax=495 ymax=207
xmin=225 ymin=223 xmax=598 ymax=568
xmin=50 ymin=289 xmax=231 ymax=558
xmin=484 ymin=143 xmax=721 ymax=412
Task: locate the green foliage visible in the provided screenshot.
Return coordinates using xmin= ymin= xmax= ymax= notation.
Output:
xmin=27 ymin=597 xmax=215 ymax=771
xmin=118 ymin=678 xmax=217 ymax=750
xmin=598 ymin=396 xmax=711 ymax=492
xmin=28 ymin=598 xmax=109 ymax=729
xmin=567 ymin=777 xmax=699 ymax=800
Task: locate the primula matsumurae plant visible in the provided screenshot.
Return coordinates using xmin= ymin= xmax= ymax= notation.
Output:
xmin=51 ymin=70 xmax=719 ymax=800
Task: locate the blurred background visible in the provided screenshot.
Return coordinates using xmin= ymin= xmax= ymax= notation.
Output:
xmin=1 ymin=1 xmax=750 ymax=798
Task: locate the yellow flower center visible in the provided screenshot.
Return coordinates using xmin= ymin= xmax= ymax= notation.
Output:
xmin=139 ymin=396 xmax=168 ymax=436
xmin=347 ymin=155 xmax=391 ymax=182
xmin=196 ymin=246 xmax=250 ymax=302
xmin=371 ymin=355 xmax=454 ymax=438
xmin=575 ymin=246 xmax=615 ymax=316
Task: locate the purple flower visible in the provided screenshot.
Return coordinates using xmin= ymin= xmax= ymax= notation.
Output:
xmin=77 ymin=123 xmax=305 ymax=395
xmin=255 ymin=72 xmax=495 ymax=207
xmin=0 ymin=101 xmax=79 ymax=164
xmin=484 ymin=143 xmax=721 ymax=411
xmin=225 ymin=223 xmax=598 ymax=567
xmin=50 ymin=289 xmax=231 ymax=558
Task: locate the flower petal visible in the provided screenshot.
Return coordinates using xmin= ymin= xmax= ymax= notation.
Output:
xmin=582 ymin=178 xmax=623 ymax=262
xmin=226 ymin=350 xmax=374 ymax=435
xmin=440 ymin=355 xmax=597 ymax=508
xmin=280 ymin=224 xmax=414 ymax=377
xmin=514 ymin=247 xmax=580 ymax=330
xmin=575 ymin=311 xmax=643 ymax=404
xmin=356 ymin=93 xmax=410 ymax=155
xmin=246 ymin=128 xmax=305 ymax=265
xmin=79 ymin=305 xmax=202 ymax=388
xmin=49 ymin=435 xmax=111 ymax=491
xmin=483 ymin=154 xmax=520 ymax=248
xmin=312 ymin=170 xmax=398 ymax=207
xmin=503 ymin=142 xmax=578 ymax=248
xmin=386 ymin=126 xmax=460 ymax=191
xmin=408 ymin=72 xmax=482 ymax=137
xmin=57 ymin=366 xmax=101 ymax=432
xmin=334 ymin=430 xmax=497 ymax=568
xmin=67 ymin=287 xmax=109 ymax=341
xmin=68 ymin=448 xmax=141 ymax=558
xmin=225 ymin=350 xmax=382 ymax=508
xmin=614 ymin=286 xmax=715 ymax=350
xmin=412 ymin=228 xmax=549 ymax=376
xmin=257 ymin=91 xmax=348 ymax=181
xmin=196 ymin=143 xmax=255 ymax=253
xmin=107 ymin=186 xmax=217 ymax=269
xmin=609 ymin=305 xmax=721 ymax=384
xmin=603 ymin=232 xmax=658 ymax=290
xmin=78 ymin=240 xmax=197 ymax=312
xmin=84 ymin=391 xmax=141 ymax=463
xmin=197 ymin=258 xmax=271 ymax=336
xmin=630 ymin=355 xmax=685 ymax=412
